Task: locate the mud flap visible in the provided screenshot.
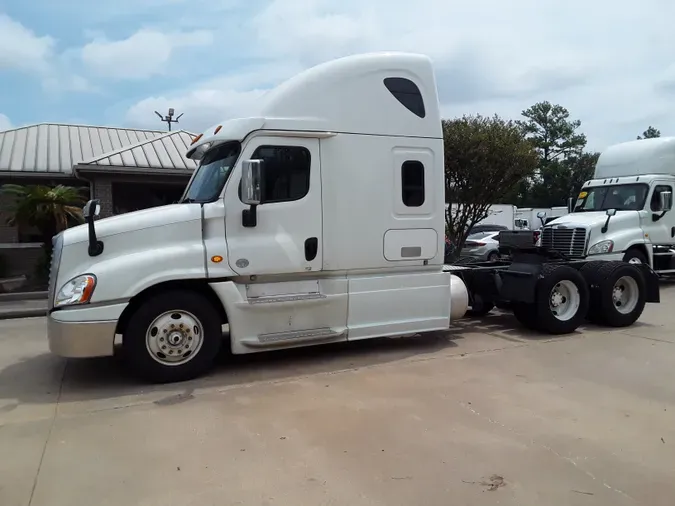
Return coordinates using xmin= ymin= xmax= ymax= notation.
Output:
xmin=636 ymin=264 xmax=660 ymax=303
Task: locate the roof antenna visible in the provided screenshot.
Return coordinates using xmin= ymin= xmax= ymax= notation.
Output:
xmin=154 ymin=108 xmax=183 ymax=131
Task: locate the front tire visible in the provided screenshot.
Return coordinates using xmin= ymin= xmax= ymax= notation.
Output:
xmin=123 ymin=290 xmax=223 ymax=383
xmin=622 ymin=248 xmax=648 ymax=265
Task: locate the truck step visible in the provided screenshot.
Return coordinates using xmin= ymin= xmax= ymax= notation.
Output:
xmin=247 ymin=292 xmax=326 ymax=305
xmin=240 ymin=327 xmax=346 ymax=348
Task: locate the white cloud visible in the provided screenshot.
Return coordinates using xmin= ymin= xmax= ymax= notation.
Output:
xmin=0 ymin=14 xmax=55 ymax=72
xmin=121 ymin=0 xmax=675 ymax=151
xmin=126 ymin=88 xmax=267 ymax=132
xmin=0 ymin=113 xmax=12 ymax=131
xmin=123 ymin=63 xmax=300 ymax=130
xmin=81 ymin=29 xmax=214 ymax=80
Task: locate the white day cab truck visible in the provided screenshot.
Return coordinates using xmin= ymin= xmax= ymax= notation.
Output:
xmin=540 ymin=137 xmax=675 ymax=274
xmin=47 ymin=53 xmax=660 ymax=383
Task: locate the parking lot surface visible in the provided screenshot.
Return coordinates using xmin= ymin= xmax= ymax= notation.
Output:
xmin=2 ymin=286 xmax=675 ymax=506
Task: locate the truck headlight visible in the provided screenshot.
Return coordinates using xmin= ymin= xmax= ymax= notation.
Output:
xmin=55 ymin=274 xmax=97 ymax=307
xmin=588 ymin=240 xmax=614 ymax=255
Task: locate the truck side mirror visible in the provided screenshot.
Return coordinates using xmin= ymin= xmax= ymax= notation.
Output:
xmin=82 ymin=199 xmax=104 ymax=256
xmin=660 ymin=191 xmax=672 ymax=212
xmin=241 ymin=159 xmax=263 ymax=228
xmin=82 ymin=199 xmax=100 ymax=220
xmin=536 ymin=211 xmax=546 ymax=219
xmin=567 ymin=196 xmax=575 ymax=213
xmin=601 ymin=208 xmax=616 ymax=234
xmin=241 ymin=160 xmax=263 ymax=205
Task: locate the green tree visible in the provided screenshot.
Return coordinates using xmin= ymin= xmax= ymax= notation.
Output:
xmin=523 ymin=152 xmax=600 ymax=208
xmin=443 ymin=115 xmax=538 ymax=252
xmin=565 ymin=151 xmax=599 ymax=197
xmin=0 ymin=184 xmax=86 ymax=281
xmin=515 ymin=102 xmax=589 ymax=207
xmin=517 ymin=101 xmax=587 ymax=164
xmin=637 ymin=126 xmax=661 ymax=139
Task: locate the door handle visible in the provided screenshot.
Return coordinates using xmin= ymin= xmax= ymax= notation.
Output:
xmin=304 ymin=237 xmax=318 ymax=261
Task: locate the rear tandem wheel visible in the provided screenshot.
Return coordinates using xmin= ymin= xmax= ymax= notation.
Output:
xmin=580 ymin=261 xmax=647 ymax=327
xmin=512 ymin=264 xmax=589 ymax=335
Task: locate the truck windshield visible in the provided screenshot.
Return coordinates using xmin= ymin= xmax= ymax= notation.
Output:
xmin=573 ymin=183 xmax=649 ymax=212
xmin=181 ymin=141 xmax=241 ymax=203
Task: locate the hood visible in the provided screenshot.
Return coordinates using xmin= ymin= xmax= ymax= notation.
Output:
xmin=61 ymin=203 xmax=203 ymax=246
xmin=545 ymin=210 xmax=639 ymax=230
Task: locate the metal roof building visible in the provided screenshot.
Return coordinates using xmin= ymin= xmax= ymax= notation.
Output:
xmin=0 ymin=123 xmax=196 ymax=176
xmin=0 ymin=123 xmax=198 ymax=268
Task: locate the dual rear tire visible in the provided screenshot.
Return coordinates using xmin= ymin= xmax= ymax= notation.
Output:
xmin=511 ymin=261 xmax=646 ymax=334
xmin=581 ymin=261 xmax=646 ymax=327
xmin=512 ymin=264 xmax=589 ymax=334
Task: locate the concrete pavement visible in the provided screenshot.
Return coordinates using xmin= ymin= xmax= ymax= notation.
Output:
xmin=1 ymin=290 xmax=675 ymax=506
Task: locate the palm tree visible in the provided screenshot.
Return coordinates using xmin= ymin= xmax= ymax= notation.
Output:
xmin=1 ymin=184 xmax=86 ymax=243
xmin=1 ymin=184 xmax=87 ymax=282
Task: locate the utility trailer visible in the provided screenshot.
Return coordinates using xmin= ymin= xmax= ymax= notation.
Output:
xmin=447 ymin=230 xmax=660 ymax=333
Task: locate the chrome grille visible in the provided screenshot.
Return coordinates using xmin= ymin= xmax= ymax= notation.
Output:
xmin=48 ymin=233 xmax=63 ymax=310
xmin=541 ymin=227 xmax=587 ymax=258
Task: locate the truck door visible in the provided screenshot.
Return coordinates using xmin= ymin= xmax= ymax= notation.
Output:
xmin=643 ymin=182 xmax=675 ymax=246
xmin=224 ymin=136 xmax=323 ymax=275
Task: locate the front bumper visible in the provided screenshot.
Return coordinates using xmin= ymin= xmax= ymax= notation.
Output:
xmin=47 ymin=303 xmax=128 ymax=358
xmin=586 ymin=252 xmax=625 ymax=262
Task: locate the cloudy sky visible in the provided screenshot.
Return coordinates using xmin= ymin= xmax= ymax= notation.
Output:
xmin=0 ymin=0 xmax=672 ymax=151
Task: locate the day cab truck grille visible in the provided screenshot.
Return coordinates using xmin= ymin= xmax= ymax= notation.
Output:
xmin=541 ymin=227 xmax=587 ymax=258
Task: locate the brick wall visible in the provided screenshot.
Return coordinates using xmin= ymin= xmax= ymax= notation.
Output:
xmin=92 ymin=178 xmax=114 ymax=218
xmin=0 ymin=245 xmax=44 ymax=279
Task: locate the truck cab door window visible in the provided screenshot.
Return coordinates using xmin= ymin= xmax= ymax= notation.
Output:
xmin=651 ymin=185 xmax=672 ymax=212
xmin=240 ymin=146 xmax=311 ymax=204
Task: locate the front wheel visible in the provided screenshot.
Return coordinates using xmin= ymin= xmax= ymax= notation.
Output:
xmin=622 ymin=248 xmax=648 ymax=265
xmin=123 ymin=290 xmax=224 ymax=383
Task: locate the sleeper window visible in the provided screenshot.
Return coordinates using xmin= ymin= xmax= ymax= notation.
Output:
xmin=401 ymin=161 xmax=425 ymax=207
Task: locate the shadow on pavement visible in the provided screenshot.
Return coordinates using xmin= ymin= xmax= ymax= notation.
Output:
xmin=453 ymin=310 xmax=573 ymax=341
xmin=0 ymin=330 xmax=462 ymax=406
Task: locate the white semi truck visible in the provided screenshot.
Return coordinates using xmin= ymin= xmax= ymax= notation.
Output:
xmin=46 ymin=53 xmax=660 ymax=383
xmin=540 ymin=137 xmax=675 ymax=273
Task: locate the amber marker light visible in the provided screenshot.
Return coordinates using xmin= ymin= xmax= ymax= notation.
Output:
xmin=191 ymin=133 xmax=203 ymax=145
xmin=211 ymin=255 xmax=223 ymax=263
xmin=214 ymin=125 xmax=222 ymax=135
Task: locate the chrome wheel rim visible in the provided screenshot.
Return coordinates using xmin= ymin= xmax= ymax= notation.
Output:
xmin=612 ymin=276 xmax=639 ymax=314
xmin=549 ymin=280 xmax=581 ymax=321
xmin=145 ymin=310 xmax=204 ymax=366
